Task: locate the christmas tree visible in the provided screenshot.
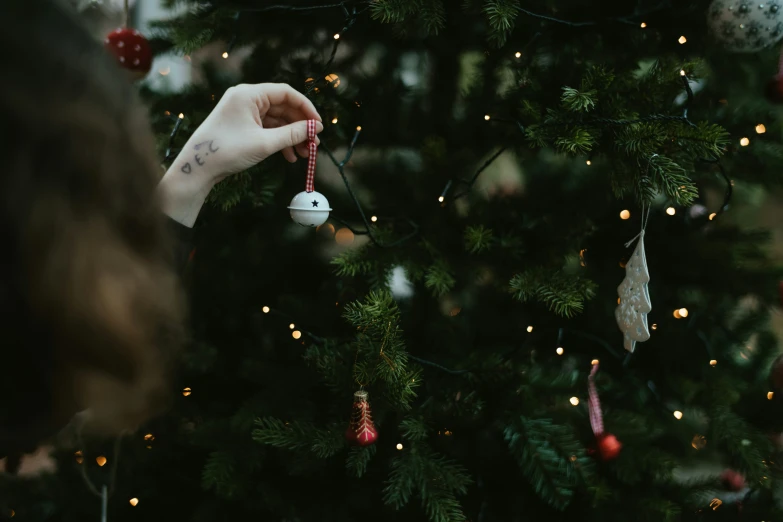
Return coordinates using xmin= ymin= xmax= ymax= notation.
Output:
xmin=6 ymin=0 xmax=783 ymax=520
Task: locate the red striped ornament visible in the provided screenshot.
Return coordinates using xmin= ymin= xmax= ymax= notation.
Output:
xmin=588 ymin=363 xmax=622 ymax=461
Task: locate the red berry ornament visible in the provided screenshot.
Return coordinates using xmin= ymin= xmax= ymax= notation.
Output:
xmin=720 ymin=469 xmax=746 ymax=491
xmin=104 ymin=28 xmax=152 ymax=81
xmin=596 ymin=433 xmax=622 ymax=460
xmin=345 ymin=390 xmax=378 ymax=446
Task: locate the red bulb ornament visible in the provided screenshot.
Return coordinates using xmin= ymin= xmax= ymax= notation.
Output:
xmin=720 ymin=469 xmax=746 ymax=491
xmin=596 ymin=433 xmax=622 ymax=461
xmin=104 ymin=28 xmax=152 ymax=81
xmin=345 ymin=390 xmax=378 ymax=446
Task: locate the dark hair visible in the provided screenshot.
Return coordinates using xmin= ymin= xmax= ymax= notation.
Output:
xmin=0 ymin=0 xmax=183 ymax=454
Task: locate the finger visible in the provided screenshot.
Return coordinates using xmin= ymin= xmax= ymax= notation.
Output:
xmin=282 ymin=147 xmax=297 ymax=163
xmin=262 ymin=120 xmax=324 ymax=156
xmin=265 ymin=115 xmax=321 ymax=148
xmin=267 ymin=105 xmax=310 ymax=125
xmin=251 ymin=83 xmax=321 ymax=122
xmin=295 ymin=142 xmax=309 ymax=158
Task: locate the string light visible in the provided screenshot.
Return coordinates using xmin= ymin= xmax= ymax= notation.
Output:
xmin=585 ymin=160 xmax=591 ymax=165
xmin=444 ymin=430 xmax=452 ymax=436
xmin=438 ymin=196 xmax=445 ymax=203
xmin=129 ymin=498 xmax=139 ymax=507
xmin=396 ymin=443 xmax=403 ymax=450
xmin=620 ymin=209 xmax=631 ymax=220
xmin=371 ymin=216 xmax=378 ymax=222
xmin=484 ymin=114 xmax=491 ymax=121
xmin=182 ymin=387 xmax=192 ymax=396
xmin=679 ymin=307 xmax=689 ymax=318
xmin=591 ymin=359 xmax=599 ymax=365
xmin=666 ymin=207 xmax=676 ymax=216
xmin=292 ymin=330 xmax=302 ymax=340
xmin=709 ymin=213 xmax=717 ymax=221
xmin=325 ymin=73 xmax=340 ymax=87
xmin=335 ymin=227 xmax=355 ymax=246
xmin=515 ymin=51 xmax=521 ymax=58
xmin=709 ymin=359 xmax=717 ymax=367
xmin=262 ymin=306 xmax=270 ymax=313
xmin=331 ymin=117 xmax=338 ymax=124
xmin=333 ymin=33 xmax=340 ymax=39
xmin=178 ymin=113 xmax=184 ymax=119
xmin=678 ymin=35 xmax=687 ymax=44
xmin=756 ymin=124 xmax=767 ymax=134
xmin=144 ymin=433 xmax=154 ymax=441
xmin=569 ymin=396 xmax=579 ymax=406
xmin=96 ymin=456 xmax=107 ymax=467
xmin=673 ymin=410 xmax=683 ymax=420
xmin=356 ymin=126 xmax=362 ymax=131
xmin=740 ymin=137 xmax=750 ymax=146
xmin=526 ymin=325 xmax=533 ymax=333
xmin=556 ymin=347 xmax=564 ymax=355
xmin=691 ymin=434 xmax=707 ymax=449
xmin=75 ymin=450 xmax=84 ymax=464
xmin=640 ymin=22 xmax=647 ymax=28
xmin=222 ymin=51 xmax=229 ymax=59
xmin=651 ymin=323 xmax=658 ymax=330
xmin=768 ymin=391 xmax=775 ymax=400
xmin=679 ymin=69 xmax=686 ymax=76
xmin=710 ymin=498 xmax=722 ymax=510
xmin=289 ymin=323 xmax=295 ymax=330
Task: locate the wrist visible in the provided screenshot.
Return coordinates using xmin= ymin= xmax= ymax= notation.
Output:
xmin=157 ymin=161 xmax=216 ymax=228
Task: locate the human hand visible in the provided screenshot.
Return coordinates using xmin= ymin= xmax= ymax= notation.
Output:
xmin=159 ymin=83 xmax=323 ymax=227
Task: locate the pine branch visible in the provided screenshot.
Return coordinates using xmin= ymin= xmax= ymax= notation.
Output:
xmin=346 ymin=445 xmax=377 ymax=478
xmin=464 ymin=225 xmax=494 ymax=253
xmin=425 ymin=260 xmax=456 ymax=297
xmin=510 ymin=268 xmax=597 ymax=317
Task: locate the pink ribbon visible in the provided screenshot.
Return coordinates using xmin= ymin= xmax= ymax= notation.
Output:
xmin=588 ymin=363 xmax=604 ymax=436
xmin=305 ymin=119 xmax=317 ymax=193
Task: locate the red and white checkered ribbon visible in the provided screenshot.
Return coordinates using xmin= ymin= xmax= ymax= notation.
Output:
xmin=588 ymin=363 xmax=604 ymax=436
xmin=305 ymin=119 xmax=317 ymax=193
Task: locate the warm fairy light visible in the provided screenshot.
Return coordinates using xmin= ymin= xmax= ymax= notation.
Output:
xmin=569 ymin=397 xmax=580 ymax=406
xmin=679 ymin=69 xmax=686 ymax=76
xmin=666 ymin=207 xmax=676 ymax=216
xmin=591 ymin=359 xmax=599 ymax=365
xmin=356 ymin=126 xmax=362 ymax=131
xmin=673 ymin=410 xmax=683 ymax=420
xmin=129 ymin=498 xmax=139 ymax=507
xmin=710 ymin=498 xmax=722 ymax=510
xmin=438 ymin=196 xmax=445 ymax=203
xmin=396 ymin=443 xmax=403 ymax=450
xmin=289 ymin=323 xmax=295 ymax=330
xmin=586 ymin=160 xmax=592 ymax=165
xmin=651 ymin=323 xmax=658 ymax=330
xmin=335 ymin=227 xmax=355 ymax=246
xmin=164 ymin=110 xmax=171 ymax=116
xmin=756 ymin=124 xmax=767 ymax=134
xmin=768 ymin=391 xmax=775 ymax=400
xmin=292 ymin=330 xmax=302 ymax=340
xmin=182 ymin=387 xmax=192 ymax=396
xmin=96 ymin=456 xmax=107 ymax=467
xmin=640 ymin=22 xmax=647 ymax=28
xmin=710 ymin=359 xmax=717 ymax=366
xmin=740 ymin=137 xmax=750 ymax=147
xmin=144 ymin=433 xmax=154 ymax=441
xmin=262 ymin=306 xmax=270 ymax=313
xmin=691 ymin=434 xmax=707 ymax=450
xmin=678 ymin=35 xmax=687 ymax=44
xmin=678 ymin=307 xmax=689 ymax=318
xmin=556 ymin=347 xmax=564 ymax=355
xmin=325 ymin=73 xmax=340 ymax=87
xmin=484 ymin=114 xmax=491 ymax=121
xmin=371 ymin=216 xmax=378 ymax=222
xmin=526 ymin=326 xmax=534 ymax=333
xmin=673 ymin=309 xmax=681 ymax=319
xmin=331 ymin=117 xmax=338 ymax=124
xmin=617 ymin=297 xmax=621 ymax=304
xmin=178 ymin=113 xmax=184 ymax=119
xmin=620 ymin=209 xmax=631 ymax=220
xmin=333 ymin=33 xmax=340 ymax=39
xmin=222 ymin=51 xmax=229 ymax=59
xmin=515 ymin=51 xmax=521 ymax=58
xmin=75 ymin=450 xmax=84 ymax=464
xmin=709 ymin=212 xmax=717 ymax=221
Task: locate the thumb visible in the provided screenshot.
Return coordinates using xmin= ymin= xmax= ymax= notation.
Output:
xmin=262 ymin=120 xmax=324 ymax=155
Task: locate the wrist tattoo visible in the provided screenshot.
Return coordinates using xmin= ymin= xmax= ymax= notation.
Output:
xmin=180 ymin=140 xmax=220 ymax=174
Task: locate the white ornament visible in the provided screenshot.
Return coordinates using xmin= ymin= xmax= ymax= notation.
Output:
xmin=288 ymin=191 xmax=331 ymax=227
xmin=615 ymin=231 xmax=652 ymax=352
xmin=707 ymin=0 xmax=783 ymax=52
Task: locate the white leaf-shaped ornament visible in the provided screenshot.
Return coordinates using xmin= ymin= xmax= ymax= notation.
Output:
xmin=615 ymin=234 xmax=652 ymax=352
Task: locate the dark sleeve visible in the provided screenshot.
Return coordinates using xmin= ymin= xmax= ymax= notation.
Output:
xmin=166 ymin=216 xmax=194 ymax=273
